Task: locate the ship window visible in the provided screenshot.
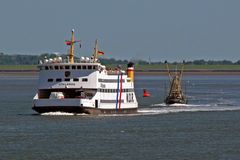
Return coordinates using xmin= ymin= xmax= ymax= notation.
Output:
xmin=65 ymin=78 xmax=70 ymax=81
xmin=65 ymin=66 xmax=70 ymax=69
xmin=77 ymin=66 xmax=81 ymax=69
xmin=93 ymin=65 xmax=96 ymax=70
xmin=82 ymin=65 xmax=86 ymax=69
xmin=88 ymin=66 xmax=92 ymax=69
xmin=56 ymin=78 xmax=61 ymax=82
xmin=54 ymin=66 xmax=59 ymax=70
xmin=72 ymin=66 xmax=76 ymax=69
xmin=48 ymin=79 xmax=53 ymax=82
xmin=73 ymin=78 xmax=79 ymax=82
xmin=82 ymin=78 xmax=88 ymax=82
xmin=49 ymin=66 xmax=53 ymax=70
xmin=60 ymin=66 xmax=64 ymax=70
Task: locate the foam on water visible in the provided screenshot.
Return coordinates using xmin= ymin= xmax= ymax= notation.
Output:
xmin=40 ymin=105 xmax=240 ymax=117
xmin=138 ymin=105 xmax=240 ymax=115
xmin=41 ymin=112 xmax=87 ymax=116
xmin=151 ymin=103 xmax=211 ymax=107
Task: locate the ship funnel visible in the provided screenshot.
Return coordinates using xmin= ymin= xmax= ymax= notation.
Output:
xmin=127 ymin=62 xmax=135 ymax=82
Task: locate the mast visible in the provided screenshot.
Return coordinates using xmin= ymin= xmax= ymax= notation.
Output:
xmin=69 ymin=29 xmax=75 ymax=64
xmin=165 ymin=60 xmax=172 ymax=82
xmin=179 ymin=60 xmax=185 ymax=81
xmin=93 ymin=39 xmax=98 ymax=62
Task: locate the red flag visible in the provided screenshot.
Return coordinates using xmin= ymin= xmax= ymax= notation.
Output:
xmin=65 ymin=41 xmax=71 ymax=45
xmin=65 ymin=40 xmax=80 ymax=45
xmin=98 ymin=51 xmax=104 ymax=55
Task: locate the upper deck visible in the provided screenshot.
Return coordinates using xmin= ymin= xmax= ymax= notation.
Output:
xmin=37 ymin=58 xmax=131 ymax=90
xmin=36 ymin=29 xmax=132 ymax=90
xmin=38 ymin=54 xmax=127 ymax=75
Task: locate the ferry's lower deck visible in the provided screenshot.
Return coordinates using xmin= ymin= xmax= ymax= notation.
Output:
xmin=33 ymin=88 xmax=138 ymax=114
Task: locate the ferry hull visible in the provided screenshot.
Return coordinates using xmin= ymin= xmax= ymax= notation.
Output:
xmin=32 ymin=106 xmax=137 ymax=115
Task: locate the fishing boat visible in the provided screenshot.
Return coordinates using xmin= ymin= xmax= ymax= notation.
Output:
xmin=164 ymin=61 xmax=187 ymax=105
xmin=32 ymin=29 xmax=138 ymax=114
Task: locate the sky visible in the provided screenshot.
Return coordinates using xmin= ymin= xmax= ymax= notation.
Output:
xmin=0 ymin=0 xmax=240 ymax=62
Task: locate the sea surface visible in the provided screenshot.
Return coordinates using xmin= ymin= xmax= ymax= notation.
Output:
xmin=1 ymin=75 xmax=240 ymax=160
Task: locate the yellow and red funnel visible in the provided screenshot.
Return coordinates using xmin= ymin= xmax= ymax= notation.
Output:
xmin=127 ymin=62 xmax=134 ymax=82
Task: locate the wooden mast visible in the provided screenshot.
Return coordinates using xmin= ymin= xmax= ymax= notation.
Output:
xmin=69 ymin=29 xmax=75 ymax=64
xmin=93 ymin=39 xmax=98 ymax=62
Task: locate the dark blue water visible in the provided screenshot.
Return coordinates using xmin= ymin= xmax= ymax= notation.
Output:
xmin=1 ymin=75 xmax=240 ymax=160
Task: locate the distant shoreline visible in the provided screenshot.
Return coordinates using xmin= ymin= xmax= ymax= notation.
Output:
xmin=1 ymin=69 xmax=240 ymax=76
xmin=135 ymin=69 xmax=240 ymax=75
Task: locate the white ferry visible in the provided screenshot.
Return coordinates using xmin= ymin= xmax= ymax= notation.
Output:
xmin=32 ymin=29 xmax=138 ymax=114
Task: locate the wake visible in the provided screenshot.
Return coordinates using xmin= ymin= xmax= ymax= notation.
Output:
xmin=138 ymin=104 xmax=240 ymax=115
xmin=41 ymin=112 xmax=88 ymax=116
xmin=40 ymin=104 xmax=240 ymax=117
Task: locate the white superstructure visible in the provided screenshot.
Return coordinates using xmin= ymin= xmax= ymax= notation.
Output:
xmin=32 ymin=30 xmax=138 ymax=114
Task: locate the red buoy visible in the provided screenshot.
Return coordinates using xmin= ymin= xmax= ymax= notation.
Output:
xmin=143 ymin=89 xmax=151 ymax=97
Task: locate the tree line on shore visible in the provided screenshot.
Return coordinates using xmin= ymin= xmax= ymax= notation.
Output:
xmin=0 ymin=52 xmax=240 ymax=65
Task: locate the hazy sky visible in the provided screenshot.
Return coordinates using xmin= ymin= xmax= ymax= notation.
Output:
xmin=0 ymin=0 xmax=240 ymax=61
